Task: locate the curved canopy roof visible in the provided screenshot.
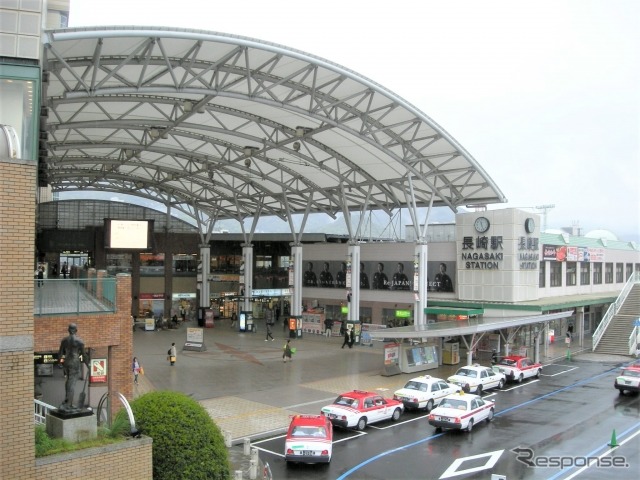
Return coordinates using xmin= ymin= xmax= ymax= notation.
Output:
xmin=41 ymin=26 xmax=506 ymax=227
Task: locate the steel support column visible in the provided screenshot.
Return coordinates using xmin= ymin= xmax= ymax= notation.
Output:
xmin=242 ymin=245 xmax=253 ymax=313
xmin=290 ymin=245 xmax=303 ymax=316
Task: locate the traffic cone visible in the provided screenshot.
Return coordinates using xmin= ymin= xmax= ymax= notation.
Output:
xmin=608 ymin=429 xmax=618 ymax=447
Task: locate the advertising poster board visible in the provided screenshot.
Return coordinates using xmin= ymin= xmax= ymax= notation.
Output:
xmin=90 ymin=358 xmax=107 ymax=383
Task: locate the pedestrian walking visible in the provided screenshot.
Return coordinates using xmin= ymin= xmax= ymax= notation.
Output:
xmin=132 ymin=357 xmax=142 ymax=384
xmin=324 ymin=317 xmax=334 ymax=337
xmin=349 ymin=328 xmax=356 ymax=348
xmin=341 ymin=327 xmax=351 ymax=349
xmin=265 ymin=318 xmax=274 ymax=341
xmin=168 ymin=342 xmax=177 ymax=365
xmin=36 ymin=266 xmax=44 ymax=287
xmin=283 ymin=339 xmax=293 ymax=362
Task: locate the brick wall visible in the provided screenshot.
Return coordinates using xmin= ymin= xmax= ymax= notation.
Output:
xmin=35 ymin=436 xmax=153 ymax=480
xmin=34 ymin=273 xmax=133 ymax=418
xmin=0 ymin=159 xmax=37 ymax=479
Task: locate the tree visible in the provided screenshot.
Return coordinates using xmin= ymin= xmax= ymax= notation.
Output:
xmin=124 ymin=391 xmax=231 ymax=479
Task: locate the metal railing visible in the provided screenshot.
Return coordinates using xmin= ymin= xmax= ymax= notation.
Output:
xmin=593 ymin=271 xmax=640 ymax=351
xmin=34 ymin=399 xmax=55 ymax=425
xmin=628 ymin=326 xmax=640 ymax=356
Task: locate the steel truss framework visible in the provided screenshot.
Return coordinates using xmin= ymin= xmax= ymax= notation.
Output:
xmin=41 ymin=27 xmax=506 ymax=235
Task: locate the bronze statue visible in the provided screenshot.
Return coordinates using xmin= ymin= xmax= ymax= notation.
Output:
xmin=58 ymin=323 xmax=89 ymax=411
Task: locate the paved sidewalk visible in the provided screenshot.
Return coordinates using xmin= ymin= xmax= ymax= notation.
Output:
xmin=132 ymin=319 xmax=621 ymax=445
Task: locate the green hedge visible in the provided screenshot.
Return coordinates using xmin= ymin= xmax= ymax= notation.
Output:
xmin=124 ymin=391 xmax=231 ymax=480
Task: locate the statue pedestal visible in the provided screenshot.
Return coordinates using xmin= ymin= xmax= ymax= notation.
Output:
xmin=46 ymin=409 xmax=97 ymax=442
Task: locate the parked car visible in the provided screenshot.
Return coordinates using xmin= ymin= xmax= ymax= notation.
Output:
xmin=447 ymin=364 xmax=505 ymax=394
xmin=284 ymin=414 xmax=333 ymax=464
xmin=428 ymin=392 xmax=495 ymax=432
xmin=321 ymin=390 xmax=404 ymax=430
xmin=495 ymin=355 xmax=542 ymax=383
xmin=614 ymin=366 xmax=640 ymax=395
xmin=393 ymin=375 xmax=462 ymax=411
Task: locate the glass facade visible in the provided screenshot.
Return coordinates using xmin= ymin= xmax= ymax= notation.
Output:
xmin=0 ymin=64 xmax=40 ymax=161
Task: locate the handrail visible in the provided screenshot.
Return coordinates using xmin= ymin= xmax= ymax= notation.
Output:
xmin=628 ymin=326 xmax=639 ymax=356
xmin=593 ymin=271 xmax=640 ymax=350
xmin=34 ymin=399 xmax=56 ymax=425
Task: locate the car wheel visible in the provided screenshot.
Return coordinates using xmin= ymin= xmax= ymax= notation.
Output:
xmin=425 ymin=399 xmax=434 ymax=412
xmin=517 ymin=373 xmax=524 ymax=383
xmin=434 ymin=426 xmax=442 ymax=433
xmin=498 ymin=379 xmax=505 ymax=389
xmin=487 ymin=408 xmax=494 ymax=422
xmin=392 ymin=408 xmax=402 ymax=421
xmin=356 ymin=417 xmax=367 ymax=430
xmin=535 ymin=369 xmax=541 ymax=378
xmin=466 ymin=418 xmax=474 ymax=432
xmin=476 ymin=384 xmax=483 ymax=395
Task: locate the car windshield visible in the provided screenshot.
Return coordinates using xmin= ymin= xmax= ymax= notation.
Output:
xmin=455 ymin=368 xmax=477 ymax=378
xmin=499 ymin=359 xmax=516 ymax=366
xmin=292 ymin=426 xmax=327 ymax=437
xmin=335 ymin=396 xmax=359 ymax=408
xmin=621 ymin=369 xmax=640 ymax=378
xmin=403 ymin=381 xmax=422 ymax=390
xmin=441 ymin=399 xmax=467 ymax=410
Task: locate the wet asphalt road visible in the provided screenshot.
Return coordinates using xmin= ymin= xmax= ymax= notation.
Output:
xmin=253 ymin=358 xmax=640 ymax=479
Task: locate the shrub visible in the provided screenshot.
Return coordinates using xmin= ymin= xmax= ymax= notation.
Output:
xmin=122 ymin=391 xmax=231 ymax=480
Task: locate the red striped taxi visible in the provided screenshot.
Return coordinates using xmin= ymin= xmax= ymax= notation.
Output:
xmin=496 ymin=355 xmax=542 ymax=383
xmin=321 ymin=390 xmax=404 ymax=430
xmin=428 ymin=391 xmax=495 ymax=432
xmin=285 ymin=414 xmax=333 ymax=464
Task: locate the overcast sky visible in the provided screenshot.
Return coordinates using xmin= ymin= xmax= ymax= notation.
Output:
xmin=69 ymin=0 xmax=639 ymax=241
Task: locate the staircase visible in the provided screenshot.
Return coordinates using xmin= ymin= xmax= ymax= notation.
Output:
xmin=594 ymin=283 xmax=640 ymax=355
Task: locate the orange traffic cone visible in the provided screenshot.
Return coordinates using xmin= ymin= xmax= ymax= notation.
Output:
xmin=608 ymin=429 xmax=618 ymax=448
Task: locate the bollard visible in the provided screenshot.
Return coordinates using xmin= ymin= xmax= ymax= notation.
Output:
xmin=234 ymin=470 xmax=243 ymax=480
xmin=224 ymin=430 xmax=232 ymax=448
xmin=249 ymin=457 xmax=258 ymax=480
xmin=251 ymin=447 xmax=259 ymax=464
xmin=243 ymin=437 xmax=251 ymax=456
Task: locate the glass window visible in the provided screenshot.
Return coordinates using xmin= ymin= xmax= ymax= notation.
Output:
xmin=566 ymin=262 xmax=576 ymax=286
xmin=140 ymin=253 xmax=164 ymax=275
xmin=0 ymin=72 xmax=38 ymax=160
xmin=604 ymin=263 xmax=613 ymax=284
xmin=173 ymin=254 xmax=197 ymax=273
xmin=615 ymin=263 xmax=624 ymax=283
xmin=106 ymin=253 xmax=132 ymax=275
xmin=550 ymin=261 xmax=562 ymax=287
xmin=580 ymin=262 xmax=590 ymax=285
xmin=539 ymin=261 xmax=546 ymax=288
xmin=626 ymin=263 xmax=633 ymax=280
xmin=593 ymin=263 xmax=602 ymax=284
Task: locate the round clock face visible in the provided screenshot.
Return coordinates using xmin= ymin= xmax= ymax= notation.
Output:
xmin=525 ymin=218 xmax=535 ymax=233
xmin=474 ymin=216 xmax=490 ymax=233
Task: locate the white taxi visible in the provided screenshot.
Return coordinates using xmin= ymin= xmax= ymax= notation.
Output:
xmin=284 ymin=414 xmax=333 ymax=464
xmin=321 ymin=390 xmax=404 ymax=430
xmin=614 ymin=366 xmax=640 ymax=395
xmin=393 ymin=375 xmax=462 ymax=411
xmin=428 ymin=392 xmax=495 ymax=432
xmin=447 ymin=364 xmax=505 ymax=394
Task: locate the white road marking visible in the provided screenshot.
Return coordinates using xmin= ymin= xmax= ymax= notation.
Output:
xmin=501 ymin=379 xmax=540 ymax=391
xmin=439 ymin=449 xmax=505 ymax=479
xmin=542 ymin=366 xmax=579 ymax=377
